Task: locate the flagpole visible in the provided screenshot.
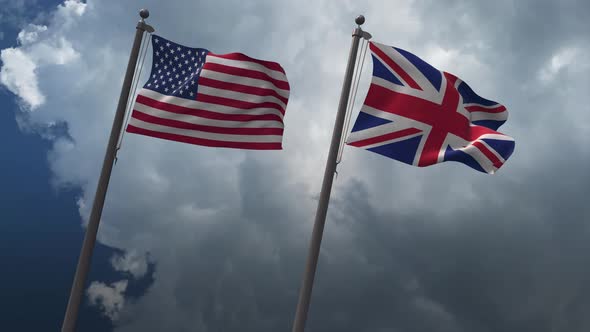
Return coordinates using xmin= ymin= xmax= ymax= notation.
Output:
xmin=291 ymin=15 xmax=367 ymax=332
xmin=61 ymin=9 xmax=154 ymax=332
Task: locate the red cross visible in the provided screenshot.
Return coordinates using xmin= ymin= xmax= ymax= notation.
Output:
xmin=365 ymin=73 xmax=499 ymax=167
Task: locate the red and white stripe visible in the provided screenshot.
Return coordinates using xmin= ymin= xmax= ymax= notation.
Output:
xmin=127 ymin=53 xmax=290 ymax=150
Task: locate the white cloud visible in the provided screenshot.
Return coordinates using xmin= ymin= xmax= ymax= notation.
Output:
xmin=59 ymin=0 xmax=86 ymax=17
xmin=0 ymin=47 xmax=44 ymax=108
xmin=539 ymin=47 xmax=579 ymax=82
xmin=17 ymin=24 xmax=48 ymax=44
xmin=111 ymin=251 xmax=149 ymax=279
xmin=87 ymin=280 xmax=128 ymax=321
xmin=0 ymin=1 xmax=83 ymax=110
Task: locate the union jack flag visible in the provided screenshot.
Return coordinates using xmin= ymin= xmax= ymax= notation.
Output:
xmin=347 ymin=41 xmax=515 ymax=174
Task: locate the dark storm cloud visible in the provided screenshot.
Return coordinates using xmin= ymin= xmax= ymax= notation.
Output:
xmin=114 ymin=140 xmax=589 ymax=332
xmin=303 ymin=142 xmax=590 ymax=332
xmin=295 ymin=2 xmax=590 ymax=331
xmin=412 ymin=0 xmax=589 ymax=72
xmin=113 ymin=156 xmax=311 ymax=332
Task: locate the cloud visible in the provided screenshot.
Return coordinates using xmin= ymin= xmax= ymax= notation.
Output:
xmin=2 ymin=0 xmax=590 ymax=331
xmin=538 ymin=46 xmax=589 ymax=83
xmin=0 ymin=47 xmax=44 ymax=108
xmin=0 ymin=0 xmax=84 ymax=110
xmin=87 ymin=280 xmax=128 ymax=321
xmin=111 ymin=251 xmax=150 ymax=279
xmin=17 ymin=24 xmax=47 ymax=44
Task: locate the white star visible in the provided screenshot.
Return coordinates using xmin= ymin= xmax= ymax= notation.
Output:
xmin=174 ymin=56 xmax=179 ymax=61
xmin=166 ymin=71 xmax=171 ymax=76
xmin=159 ymin=46 xmax=164 ymax=51
xmin=160 ymin=75 xmax=164 ymax=79
xmin=181 ymin=53 xmax=185 ymax=58
xmin=172 ymin=68 xmax=176 ymax=72
xmin=178 ymin=80 xmax=182 ymax=85
xmin=163 ymin=65 xmax=168 ymax=70
xmin=147 ymin=83 xmax=151 ymax=87
xmin=159 ymin=58 xmax=164 ymax=63
xmin=184 ymin=60 xmax=189 ymax=65
xmin=190 ymin=91 xmax=194 ymax=96
xmin=175 ymin=74 xmax=179 ymax=78
xmin=191 ymin=56 xmax=195 ymax=61
xmin=152 ymin=74 xmax=156 ymax=78
xmin=168 ymin=77 xmax=173 ymax=82
xmin=170 ymin=49 xmax=175 ymax=54
xmin=177 ymin=46 xmax=181 ymax=51
xmin=164 ymin=87 xmax=169 ymax=92
xmin=164 ymin=53 xmax=169 ymax=58
xmin=178 ymin=63 xmax=182 ymax=68
xmin=154 ymin=38 xmax=159 ymax=43
xmin=166 ymin=42 xmax=170 ymax=47
xmin=155 ymin=51 xmax=160 ymax=56
xmin=155 ymin=84 xmax=159 ymax=88
xmin=172 ymin=84 xmax=176 ymax=88
xmin=182 ymin=70 xmax=186 ymax=75
xmin=154 ymin=79 xmax=158 ymax=83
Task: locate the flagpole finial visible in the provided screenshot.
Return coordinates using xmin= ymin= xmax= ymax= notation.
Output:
xmin=137 ymin=9 xmax=155 ymax=32
xmin=139 ymin=9 xmax=149 ymax=20
xmin=355 ymin=15 xmax=365 ymax=26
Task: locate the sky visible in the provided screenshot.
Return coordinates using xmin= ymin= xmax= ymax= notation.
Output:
xmin=0 ymin=0 xmax=589 ymax=331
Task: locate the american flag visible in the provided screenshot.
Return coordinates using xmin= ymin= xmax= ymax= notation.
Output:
xmin=126 ymin=35 xmax=290 ymax=150
xmin=347 ymin=41 xmax=515 ymax=174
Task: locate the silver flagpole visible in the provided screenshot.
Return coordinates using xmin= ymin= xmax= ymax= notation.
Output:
xmin=61 ymin=9 xmax=154 ymax=332
xmin=291 ymin=15 xmax=368 ymax=332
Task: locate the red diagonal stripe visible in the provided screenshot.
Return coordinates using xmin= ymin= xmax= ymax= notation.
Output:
xmin=348 ymin=127 xmax=422 ymax=148
xmin=472 ymin=141 xmax=503 ymax=168
xmin=365 ymin=83 xmax=499 ymax=141
xmin=370 ymin=42 xmax=422 ymax=90
xmin=465 ymin=105 xmax=507 ymax=113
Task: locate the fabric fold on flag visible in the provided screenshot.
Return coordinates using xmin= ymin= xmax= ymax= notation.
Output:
xmin=347 ymin=41 xmax=515 ymax=174
xmin=127 ymin=35 xmax=290 ymax=150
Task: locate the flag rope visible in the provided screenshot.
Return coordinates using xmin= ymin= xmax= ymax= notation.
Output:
xmin=115 ymin=32 xmax=152 ymax=163
xmin=336 ymin=38 xmax=369 ymax=167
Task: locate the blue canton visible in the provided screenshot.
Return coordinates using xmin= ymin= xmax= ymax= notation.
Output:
xmin=145 ymin=35 xmax=209 ymax=100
